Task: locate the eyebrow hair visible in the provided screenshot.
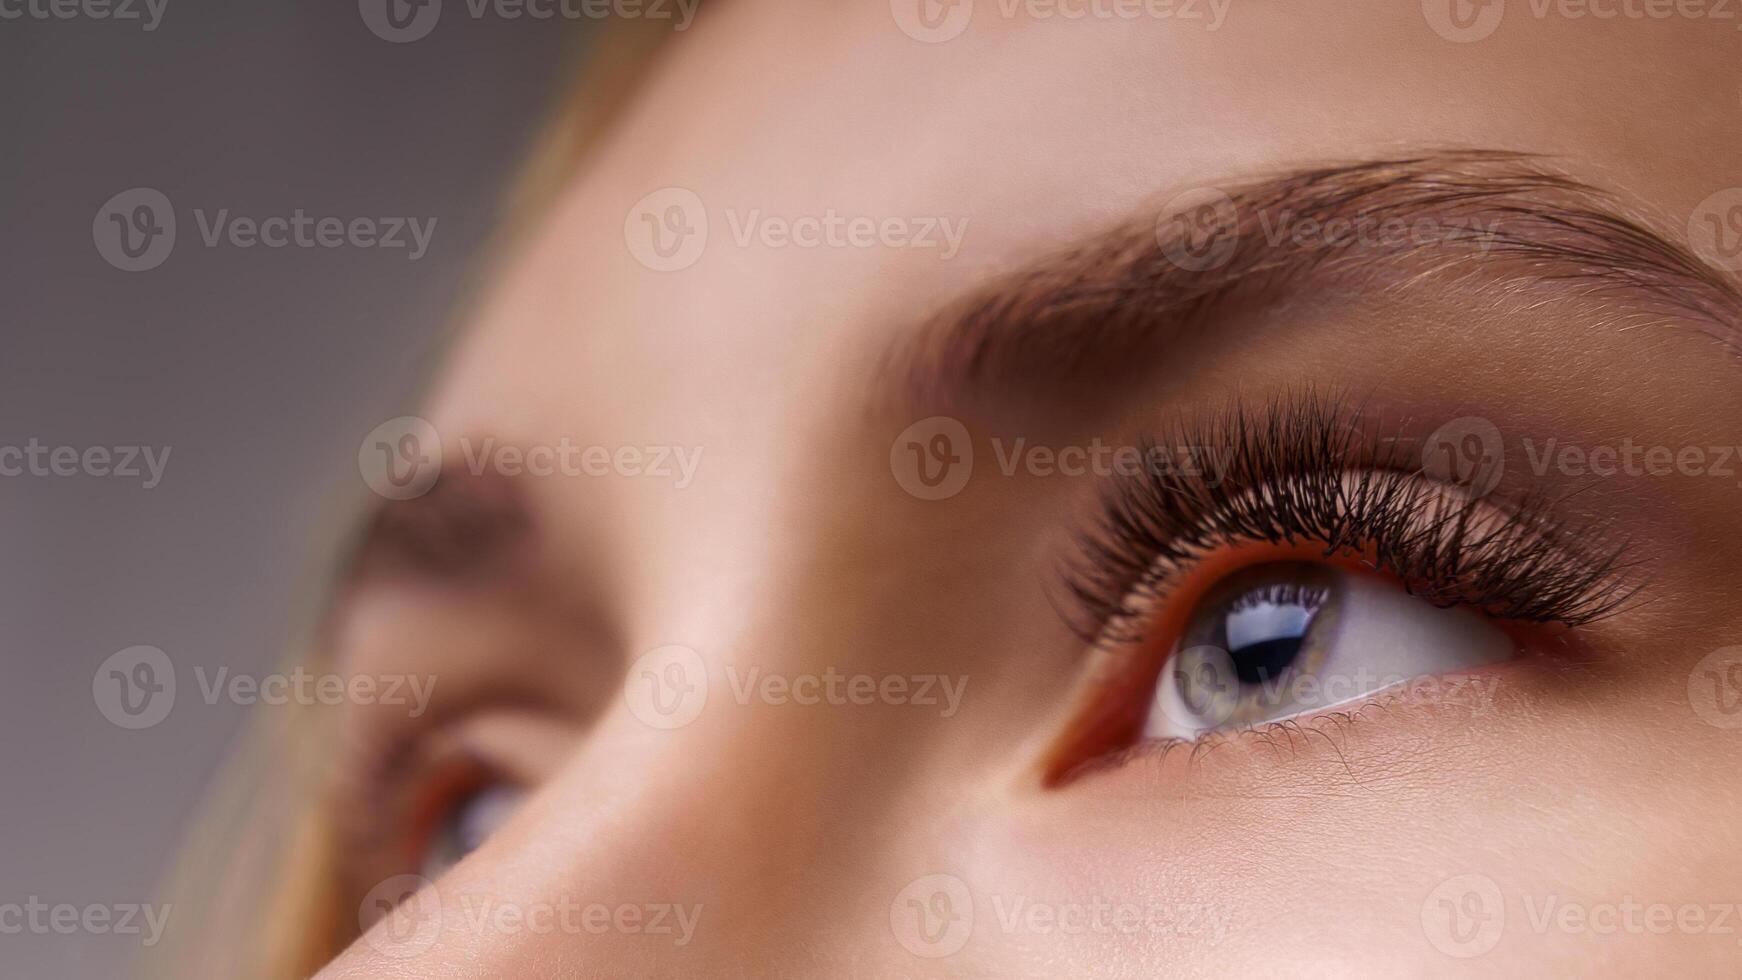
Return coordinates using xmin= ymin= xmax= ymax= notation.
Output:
xmin=338 ymin=465 xmax=534 ymax=590
xmin=891 ymin=149 xmax=1742 ymax=417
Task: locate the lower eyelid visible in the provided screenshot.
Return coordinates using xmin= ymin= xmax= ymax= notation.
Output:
xmin=1060 ymin=664 xmax=1532 ymax=789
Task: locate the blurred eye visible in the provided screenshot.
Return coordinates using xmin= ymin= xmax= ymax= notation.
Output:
xmin=420 ymin=782 xmax=525 ymax=879
xmin=1146 ymin=561 xmax=1516 ymax=738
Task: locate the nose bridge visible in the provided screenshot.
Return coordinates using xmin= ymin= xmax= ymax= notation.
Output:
xmin=367 ymin=660 xmax=938 ymax=977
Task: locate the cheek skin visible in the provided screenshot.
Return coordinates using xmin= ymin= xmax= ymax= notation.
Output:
xmin=980 ymin=651 xmax=1739 ymax=977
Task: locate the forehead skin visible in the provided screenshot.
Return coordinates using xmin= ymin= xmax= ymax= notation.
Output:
xmin=427 ymin=4 xmax=1737 ymax=643
xmin=325 ymin=7 xmax=1742 ymax=978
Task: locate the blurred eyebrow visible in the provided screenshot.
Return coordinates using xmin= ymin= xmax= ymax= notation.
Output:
xmin=336 ymin=465 xmax=534 ymax=591
xmin=891 ymin=149 xmax=1742 ymax=416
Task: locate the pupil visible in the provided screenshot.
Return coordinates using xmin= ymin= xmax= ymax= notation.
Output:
xmin=1227 ymin=634 xmax=1306 ymax=685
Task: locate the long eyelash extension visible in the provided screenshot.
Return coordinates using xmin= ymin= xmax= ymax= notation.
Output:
xmin=1062 ymin=389 xmax=1641 ymax=648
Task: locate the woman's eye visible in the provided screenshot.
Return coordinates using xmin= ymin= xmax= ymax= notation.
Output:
xmin=420 ymin=782 xmax=525 ymax=879
xmin=1146 ymin=561 xmax=1518 ymax=739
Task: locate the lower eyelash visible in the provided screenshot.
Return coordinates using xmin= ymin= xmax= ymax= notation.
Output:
xmin=1059 ymin=702 xmax=1387 ymax=785
xmin=1066 ymin=673 xmax=1521 ymax=787
xmin=1059 ymin=389 xmax=1641 ymax=649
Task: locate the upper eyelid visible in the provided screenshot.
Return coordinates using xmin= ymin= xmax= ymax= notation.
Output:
xmin=1054 ymin=392 xmax=1639 ymax=650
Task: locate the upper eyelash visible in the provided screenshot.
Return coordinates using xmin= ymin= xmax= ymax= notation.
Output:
xmin=1059 ymin=389 xmax=1641 ymax=648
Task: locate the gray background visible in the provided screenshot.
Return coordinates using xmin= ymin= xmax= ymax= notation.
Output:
xmin=1 ymin=5 xmax=579 ymax=975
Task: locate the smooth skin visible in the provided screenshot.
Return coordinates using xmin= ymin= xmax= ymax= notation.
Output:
xmin=316 ymin=4 xmax=1742 ymax=977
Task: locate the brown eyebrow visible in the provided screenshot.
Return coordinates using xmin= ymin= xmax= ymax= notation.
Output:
xmin=890 ymin=149 xmax=1742 ymax=418
xmin=337 ymin=464 xmax=535 ymax=591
